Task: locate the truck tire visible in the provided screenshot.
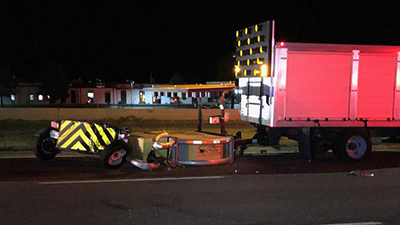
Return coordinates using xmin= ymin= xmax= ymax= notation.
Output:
xmin=33 ymin=127 xmax=59 ymax=160
xmin=332 ymin=130 xmax=371 ymax=161
xmin=101 ymin=141 xmax=131 ymax=169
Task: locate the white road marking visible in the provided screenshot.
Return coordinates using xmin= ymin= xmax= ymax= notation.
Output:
xmin=39 ymin=176 xmax=225 ymax=185
xmin=0 ymin=154 xmax=86 ymax=159
xmin=318 ymin=222 xmax=383 ymax=225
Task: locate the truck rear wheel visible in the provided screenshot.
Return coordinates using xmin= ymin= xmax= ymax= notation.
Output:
xmin=332 ymin=130 xmax=371 ymax=161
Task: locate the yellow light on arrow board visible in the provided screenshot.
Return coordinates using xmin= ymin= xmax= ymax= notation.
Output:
xmin=245 ymin=28 xmax=248 ymax=34
xmin=238 ymin=40 xmax=241 ymax=47
xmin=247 ymin=38 xmax=250 ymax=45
xmin=261 ymin=64 xmax=268 ymax=77
xmin=257 ymin=35 xmax=260 ymax=42
xmin=234 ymin=66 xmax=240 ymax=76
xmin=250 ymin=48 xmax=253 ymax=55
xmin=247 ymin=59 xmax=250 ymax=65
xmin=240 ymin=50 xmax=243 ymax=56
xmin=259 ymin=46 xmax=263 ymax=53
xmin=255 ymin=25 xmax=258 ymax=32
xmin=244 ymin=70 xmax=247 ymax=76
xmin=236 ymin=31 xmax=239 ymax=37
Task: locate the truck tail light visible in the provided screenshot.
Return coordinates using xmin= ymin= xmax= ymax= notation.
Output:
xmin=51 ymin=121 xmax=59 ymax=129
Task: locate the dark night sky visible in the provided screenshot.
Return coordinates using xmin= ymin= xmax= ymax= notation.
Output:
xmin=1 ymin=1 xmax=400 ymax=84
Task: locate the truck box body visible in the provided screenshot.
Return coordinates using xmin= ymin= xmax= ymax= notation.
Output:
xmin=236 ymin=21 xmax=400 ymax=128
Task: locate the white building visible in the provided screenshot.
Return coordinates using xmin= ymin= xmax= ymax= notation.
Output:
xmin=1 ymin=83 xmax=51 ymax=106
xmin=1 ymin=82 xmax=233 ymax=107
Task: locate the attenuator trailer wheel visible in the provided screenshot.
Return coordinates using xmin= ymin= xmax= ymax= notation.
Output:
xmin=101 ymin=141 xmax=131 ymax=169
xmin=33 ymin=127 xmax=59 ymax=160
xmin=332 ymin=130 xmax=371 ymax=161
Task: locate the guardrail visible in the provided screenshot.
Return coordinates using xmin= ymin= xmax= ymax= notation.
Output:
xmin=0 ymin=108 xmax=240 ymax=121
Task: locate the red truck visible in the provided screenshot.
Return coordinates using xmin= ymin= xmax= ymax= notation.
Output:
xmin=235 ymin=20 xmax=400 ymax=161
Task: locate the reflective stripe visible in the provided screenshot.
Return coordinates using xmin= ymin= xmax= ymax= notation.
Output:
xmin=94 ymin=124 xmax=111 ymax=145
xmin=185 ymin=139 xmax=230 ymax=145
xmin=59 ymin=120 xmax=72 ymax=132
xmin=57 ymin=123 xmax=86 ymax=148
xmin=60 ymin=127 xmax=91 ymax=150
xmin=57 ymin=120 xmax=73 ymax=144
xmin=56 ymin=120 xmax=117 ymax=152
xmin=71 ymin=140 xmax=87 ymax=151
xmin=84 ymin=123 xmax=103 ymax=152
xmin=107 ymin=128 xmax=116 ymax=140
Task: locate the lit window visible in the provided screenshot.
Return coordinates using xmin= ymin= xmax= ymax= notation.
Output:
xmin=87 ymin=91 xmax=94 ymax=103
xmin=30 ymin=94 xmax=34 ymax=101
xmin=38 ymin=95 xmax=44 ymax=101
xmin=139 ymin=91 xmax=145 ymax=103
xmin=10 ymin=94 xmax=15 ymax=101
xmin=88 ymin=92 xmax=94 ymax=98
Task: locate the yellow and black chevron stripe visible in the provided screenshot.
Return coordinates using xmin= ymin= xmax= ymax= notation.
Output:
xmin=56 ymin=120 xmax=117 ymax=152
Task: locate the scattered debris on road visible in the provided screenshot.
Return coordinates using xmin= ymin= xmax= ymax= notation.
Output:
xmin=347 ymin=170 xmax=375 ymax=177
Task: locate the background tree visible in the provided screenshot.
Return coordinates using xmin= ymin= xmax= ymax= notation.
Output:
xmin=38 ymin=59 xmax=69 ymax=104
xmin=0 ymin=60 xmax=16 ymax=107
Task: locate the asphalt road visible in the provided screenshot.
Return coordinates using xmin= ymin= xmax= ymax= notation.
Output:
xmin=0 ymin=151 xmax=400 ymax=225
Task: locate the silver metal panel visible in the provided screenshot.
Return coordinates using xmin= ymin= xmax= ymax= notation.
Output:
xmin=240 ymin=95 xmax=248 ymax=117
xmin=239 ymin=77 xmax=249 ymax=120
xmin=349 ymin=50 xmax=360 ymax=120
xmin=394 ymin=52 xmax=400 ymax=120
xmin=271 ymin=47 xmax=288 ymax=127
xmin=356 ymin=53 xmax=397 ymax=120
xmin=247 ymin=116 xmax=260 ymax=124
